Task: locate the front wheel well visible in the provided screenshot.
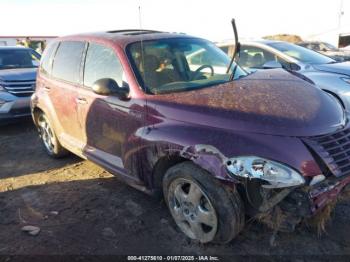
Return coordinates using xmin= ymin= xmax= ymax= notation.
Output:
xmin=152 ymin=155 xmax=187 ymax=198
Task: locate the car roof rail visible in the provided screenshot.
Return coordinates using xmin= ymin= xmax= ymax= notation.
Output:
xmin=106 ymin=29 xmax=164 ymax=35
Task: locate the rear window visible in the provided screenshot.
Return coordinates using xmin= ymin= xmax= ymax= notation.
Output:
xmin=52 ymin=41 xmax=85 ymax=83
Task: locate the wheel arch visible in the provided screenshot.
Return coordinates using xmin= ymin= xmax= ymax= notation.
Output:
xmin=151 ymin=154 xmax=187 ymax=198
xmin=32 ymin=106 xmax=45 ymax=126
xmin=149 ymin=144 xmax=238 ymax=198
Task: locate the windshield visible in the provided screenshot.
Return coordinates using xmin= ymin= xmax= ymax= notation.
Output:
xmin=268 ymin=42 xmax=335 ymax=64
xmin=0 ymin=49 xmax=40 ymax=70
xmin=127 ymin=38 xmax=247 ymax=94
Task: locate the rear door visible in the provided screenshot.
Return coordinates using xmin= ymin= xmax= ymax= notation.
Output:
xmin=48 ymin=41 xmax=86 ymax=154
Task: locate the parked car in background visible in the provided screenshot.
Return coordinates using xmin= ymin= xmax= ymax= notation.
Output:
xmin=32 ymin=30 xmax=350 ymax=244
xmin=297 ymin=41 xmax=350 ymax=62
xmin=219 ymin=40 xmax=350 ymax=111
xmin=0 ymin=47 xmax=40 ymax=123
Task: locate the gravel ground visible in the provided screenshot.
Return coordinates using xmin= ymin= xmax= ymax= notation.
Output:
xmin=0 ymin=119 xmax=350 ymax=261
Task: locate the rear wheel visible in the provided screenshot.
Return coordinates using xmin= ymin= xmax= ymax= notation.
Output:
xmin=163 ymin=162 xmax=245 ymax=243
xmin=37 ymin=113 xmax=67 ymax=158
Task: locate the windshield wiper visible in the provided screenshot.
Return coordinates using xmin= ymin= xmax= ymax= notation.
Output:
xmin=226 ymin=18 xmax=240 ymax=81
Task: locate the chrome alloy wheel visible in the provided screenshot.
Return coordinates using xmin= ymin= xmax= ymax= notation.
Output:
xmin=167 ymin=178 xmax=218 ymax=243
xmin=38 ymin=114 xmax=55 ymax=153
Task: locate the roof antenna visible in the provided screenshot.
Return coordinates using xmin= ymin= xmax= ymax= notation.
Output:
xmin=138 ymin=4 xmax=143 ymax=30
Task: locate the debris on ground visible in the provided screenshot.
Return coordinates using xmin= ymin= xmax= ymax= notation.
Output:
xmin=102 ymin=227 xmax=116 ymax=239
xmin=21 ymin=225 xmax=40 ymax=236
xmin=49 ymin=211 xmax=59 ymax=216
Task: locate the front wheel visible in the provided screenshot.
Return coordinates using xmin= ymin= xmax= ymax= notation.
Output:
xmin=163 ymin=162 xmax=245 ymax=243
xmin=37 ymin=113 xmax=68 ymax=158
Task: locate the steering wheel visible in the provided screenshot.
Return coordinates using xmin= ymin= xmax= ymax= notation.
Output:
xmin=191 ymin=65 xmax=214 ymax=80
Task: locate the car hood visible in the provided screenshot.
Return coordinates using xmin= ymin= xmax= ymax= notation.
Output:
xmin=0 ymin=68 xmax=37 ymax=81
xmin=312 ymin=62 xmax=350 ymax=76
xmin=147 ymin=69 xmax=346 ymax=137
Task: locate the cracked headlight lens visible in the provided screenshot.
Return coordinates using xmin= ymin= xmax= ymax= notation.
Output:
xmin=226 ymin=156 xmax=305 ymax=188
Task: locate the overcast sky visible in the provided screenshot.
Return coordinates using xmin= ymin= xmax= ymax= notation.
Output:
xmin=0 ymin=0 xmax=349 ymax=43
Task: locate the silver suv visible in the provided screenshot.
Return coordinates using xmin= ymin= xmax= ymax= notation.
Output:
xmin=0 ymin=46 xmax=40 ymax=123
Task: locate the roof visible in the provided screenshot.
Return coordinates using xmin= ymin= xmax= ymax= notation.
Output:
xmin=56 ymin=29 xmax=196 ymax=47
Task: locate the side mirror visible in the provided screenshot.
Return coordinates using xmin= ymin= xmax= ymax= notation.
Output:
xmin=92 ymin=78 xmax=130 ymax=100
xmin=262 ymin=60 xmax=282 ymax=69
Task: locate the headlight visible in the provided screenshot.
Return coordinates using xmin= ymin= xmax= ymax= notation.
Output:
xmin=341 ymin=77 xmax=350 ymax=85
xmin=226 ymin=156 xmax=305 ymax=188
xmin=0 ymin=84 xmax=4 ymax=91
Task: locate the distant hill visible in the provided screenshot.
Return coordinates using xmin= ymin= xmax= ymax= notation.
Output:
xmin=263 ymin=34 xmax=303 ymax=43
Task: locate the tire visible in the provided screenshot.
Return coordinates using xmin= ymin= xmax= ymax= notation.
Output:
xmin=163 ymin=161 xmax=245 ymax=244
xmin=37 ymin=112 xmax=68 ymax=158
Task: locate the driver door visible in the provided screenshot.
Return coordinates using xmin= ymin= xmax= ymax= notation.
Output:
xmin=76 ymin=42 xmax=145 ymax=179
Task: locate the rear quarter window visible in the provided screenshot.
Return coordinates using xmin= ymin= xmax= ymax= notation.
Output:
xmin=40 ymin=42 xmax=59 ymax=76
xmin=52 ymin=41 xmax=85 ymax=83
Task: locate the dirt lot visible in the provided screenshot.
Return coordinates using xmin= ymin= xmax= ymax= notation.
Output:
xmin=1 ymin=120 xmax=350 ymax=260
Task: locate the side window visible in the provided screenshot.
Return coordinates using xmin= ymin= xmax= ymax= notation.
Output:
xmin=240 ymin=45 xmax=278 ymax=68
xmin=239 ymin=46 xmax=266 ymax=68
xmin=40 ymin=42 xmax=58 ymax=76
xmin=52 ymin=41 xmax=85 ymax=83
xmin=83 ymin=43 xmax=125 ymax=88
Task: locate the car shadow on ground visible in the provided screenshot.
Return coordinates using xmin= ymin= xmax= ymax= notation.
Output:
xmin=0 ymin=119 xmax=81 ymax=179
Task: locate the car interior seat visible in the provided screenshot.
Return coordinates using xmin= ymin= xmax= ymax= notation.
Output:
xmin=239 ymin=52 xmax=249 ymax=67
xmin=142 ymin=54 xmax=174 ymax=90
xmin=251 ymin=53 xmax=264 ymax=68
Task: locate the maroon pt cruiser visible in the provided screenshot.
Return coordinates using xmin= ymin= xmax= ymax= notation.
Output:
xmin=31 ymin=29 xmax=350 ymax=243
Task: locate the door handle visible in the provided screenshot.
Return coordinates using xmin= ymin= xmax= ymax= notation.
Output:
xmin=76 ymin=97 xmax=88 ymax=104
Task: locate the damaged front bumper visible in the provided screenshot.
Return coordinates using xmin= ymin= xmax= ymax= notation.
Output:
xmin=259 ymin=174 xmax=350 ymax=232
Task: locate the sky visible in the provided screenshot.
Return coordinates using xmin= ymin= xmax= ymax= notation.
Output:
xmin=0 ymin=0 xmax=349 ymax=44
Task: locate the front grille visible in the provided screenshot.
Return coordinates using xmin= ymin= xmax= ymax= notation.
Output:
xmin=304 ymin=128 xmax=350 ymax=177
xmin=1 ymin=79 xmax=35 ymax=97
